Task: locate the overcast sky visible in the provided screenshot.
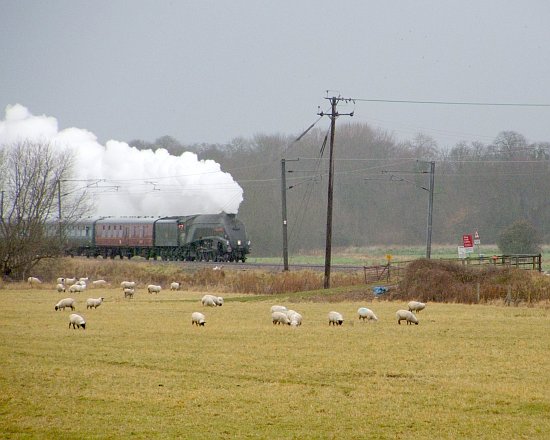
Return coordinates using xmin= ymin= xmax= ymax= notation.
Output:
xmin=2 ymin=0 xmax=550 ymax=149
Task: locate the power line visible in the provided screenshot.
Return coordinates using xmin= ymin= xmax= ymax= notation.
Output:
xmin=352 ymin=98 xmax=550 ymax=107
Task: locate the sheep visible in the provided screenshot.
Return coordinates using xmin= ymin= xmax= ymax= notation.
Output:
xmin=272 ymin=311 xmax=291 ymax=325
xmin=121 ymin=281 xmax=136 ymax=289
xmin=76 ymin=280 xmax=87 ymax=287
xmin=289 ymin=311 xmax=303 ymax=327
xmin=55 ymin=298 xmax=76 ymax=311
xmin=56 ymin=277 xmax=65 ymax=285
xmin=92 ymin=279 xmax=108 ymax=287
xmin=27 ymin=276 xmax=41 ymax=286
xmin=65 ymin=277 xmax=77 ymax=285
xmin=201 ymin=294 xmax=223 ymax=307
xmin=396 ymin=309 xmax=419 ymax=325
xmin=213 ymin=265 xmax=224 ymax=271
xmin=191 ymin=312 xmax=206 ymax=326
xmin=86 ymin=297 xmax=104 ymax=309
xmin=408 ymin=301 xmax=426 ymax=314
xmin=69 ymin=284 xmax=85 ymax=293
xmin=79 ymin=277 xmax=89 ymax=283
xmin=170 ymin=282 xmax=181 ymax=291
xmin=270 ymin=305 xmax=287 ymax=313
xmin=357 ymin=307 xmax=378 ymax=322
xmin=328 ymin=311 xmax=344 ymax=326
xmin=147 ymin=284 xmax=161 ymax=294
xmin=123 ymin=287 xmax=134 ymax=299
xmin=56 ymin=283 xmax=66 ymax=293
xmin=69 ymin=313 xmax=86 ymax=329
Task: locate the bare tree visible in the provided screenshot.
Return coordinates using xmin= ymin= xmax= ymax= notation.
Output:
xmin=0 ymin=140 xmax=89 ymax=279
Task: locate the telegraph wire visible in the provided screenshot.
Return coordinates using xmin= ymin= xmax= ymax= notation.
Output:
xmin=352 ymin=98 xmax=550 ymax=107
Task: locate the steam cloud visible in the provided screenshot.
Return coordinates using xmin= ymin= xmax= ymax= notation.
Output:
xmin=0 ymin=104 xmax=243 ymax=216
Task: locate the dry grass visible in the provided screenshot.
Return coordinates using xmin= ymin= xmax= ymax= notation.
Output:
xmin=1 ymin=287 xmax=550 ymax=439
xmin=399 ymin=259 xmax=550 ymax=304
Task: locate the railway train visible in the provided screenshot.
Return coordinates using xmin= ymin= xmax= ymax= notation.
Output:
xmin=63 ymin=213 xmax=251 ymax=262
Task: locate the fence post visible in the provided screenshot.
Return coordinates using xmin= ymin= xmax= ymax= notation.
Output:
xmin=476 ymin=282 xmax=480 ymax=303
xmin=505 ymin=285 xmax=512 ymax=306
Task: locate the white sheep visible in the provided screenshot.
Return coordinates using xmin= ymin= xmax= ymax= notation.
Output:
xmin=69 ymin=313 xmax=86 ymax=329
xmin=79 ymin=277 xmax=89 ymax=283
xmin=147 ymin=284 xmax=161 ymax=294
xmin=170 ymin=282 xmax=181 ymax=291
xmin=357 ymin=307 xmax=378 ymax=322
xmin=92 ymin=279 xmax=108 ymax=287
xmin=56 ymin=277 xmax=65 ymax=285
xmin=86 ymin=297 xmax=104 ymax=309
xmin=328 ymin=311 xmax=344 ymax=326
xmin=123 ymin=287 xmax=134 ymax=299
xmin=201 ymin=294 xmax=223 ymax=307
xmin=191 ymin=312 xmax=206 ymax=326
xmin=270 ymin=305 xmax=287 ymax=313
xmin=27 ymin=276 xmax=41 ymax=286
xmin=121 ymin=281 xmax=136 ymax=289
xmin=76 ymin=280 xmax=87 ymax=287
xmin=396 ymin=309 xmax=419 ymax=325
xmin=56 ymin=283 xmax=66 ymax=293
xmin=65 ymin=277 xmax=76 ymax=285
xmin=55 ymin=298 xmax=76 ymax=311
xmin=289 ymin=311 xmax=303 ymax=327
xmin=69 ymin=284 xmax=84 ymax=293
xmin=272 ymin=311 xmax=291 ymax=325
xmin=408 ymin=301 xmax=426 ymax=313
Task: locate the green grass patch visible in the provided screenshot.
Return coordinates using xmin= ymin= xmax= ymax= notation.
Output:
xmin=1 ymin=288 xmax=549 ymax=438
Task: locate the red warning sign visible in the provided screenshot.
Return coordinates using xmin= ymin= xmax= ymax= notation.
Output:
xmin=463 ymin=234 xmax=473 ymax=248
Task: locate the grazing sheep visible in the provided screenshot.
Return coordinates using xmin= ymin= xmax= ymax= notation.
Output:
xmin=408 ymin=301 xmax=426 ymax=313
xmin=76 ymin=280 xmax=87 ymax=287
xmin=65 ymin=277 xmax=76 ymax=285
xmin=92 ymin=279 xmax=108 ymax=287
xmin=86 ymin=297 xmax=104 ymax=309
xmin=123 ymin=287 xmax=134 ymax=299
xmin=191 ymin=312 xmax=206 ymax=326
xmin=272 ymin=311 xmax=291 ymax=325
xmin=121 ymin=281 xmax=136 ymax=289
xmin=270 ymin=305 xmax=287 ymax=313
xmin=79 ymin=277 xmax=89 ymax=283
xmin=27 ymin=276 xmax=41 ymax=286
xmin=396 ymin=309 xmax=419 ymax=325
xmin=56 ymin=277 xmax=65 ymax=285
xmin=289 ymin=312 xmax=303 ymax=327
xmin=358 ymin=307 xmax=378 ymax=322
xmin=69 ymin=313 xmax=86 ymax=330
xmin=69 ymin=284 xmax=85 ymax=293
xmin=56 ymin=283 xmax=66 ymax=293
xmin=328 ymin=311 xmax=344 ymax=326
xmin=147 ymin=284 xmax=161 ymax=294
xmin=201 ymin=294 xmax=223 ymax=307
xmin=170 ymin=282 xmax=181 ymax=291
xmin=55 ymin=298 xmax=76 ymax=311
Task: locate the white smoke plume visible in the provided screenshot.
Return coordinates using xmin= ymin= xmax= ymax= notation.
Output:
xmin=0 ymin=104 xmax=243 ymax=216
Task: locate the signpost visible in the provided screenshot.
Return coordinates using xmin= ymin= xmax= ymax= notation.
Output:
xmin=462 ymin=234 xmax=474 ymax=253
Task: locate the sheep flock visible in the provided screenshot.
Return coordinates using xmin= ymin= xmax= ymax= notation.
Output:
xmin=38 ymin=273 xmax=427 ymax=331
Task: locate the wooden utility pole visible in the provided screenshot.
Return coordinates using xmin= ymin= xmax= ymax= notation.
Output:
xmin=281 ymin=159 xmax=289 ymax=271
xmin=318 ymin=96 xmax=353 ymax=289
xmin=426 ymin=161 xmax=435 ymax=259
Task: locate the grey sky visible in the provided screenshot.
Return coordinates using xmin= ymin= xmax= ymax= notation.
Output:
xmin=2 ymin=0 xmax=550 ymax=148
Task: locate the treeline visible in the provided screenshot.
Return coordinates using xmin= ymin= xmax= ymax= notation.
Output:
xmin=129 ymin=126 xmax=550 ymax=256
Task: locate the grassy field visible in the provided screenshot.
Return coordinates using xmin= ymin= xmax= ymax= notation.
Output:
xmin=248 ymin=244 xmax=550 ymax=271
xmin=1 ymin=287 xmax=550 ymax=439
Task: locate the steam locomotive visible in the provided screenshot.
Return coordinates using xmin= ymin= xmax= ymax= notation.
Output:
xmin=63 ymin=213 xmax=250 ymax=262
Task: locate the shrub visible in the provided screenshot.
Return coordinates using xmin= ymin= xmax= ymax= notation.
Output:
xmin=497 ymin=220 xmax=541 ymax=254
